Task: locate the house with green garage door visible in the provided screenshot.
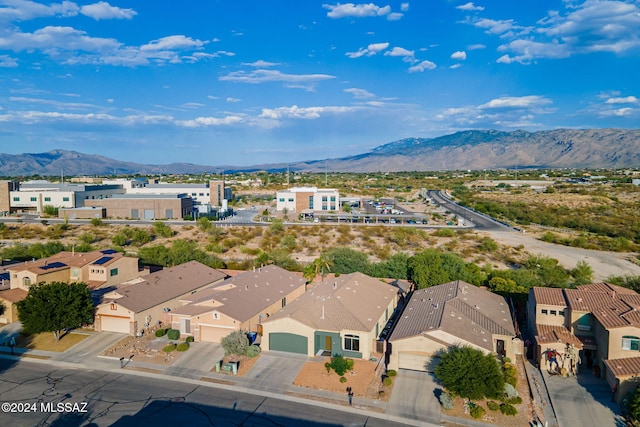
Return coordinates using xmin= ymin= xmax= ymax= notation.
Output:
xmin=261 ymin=272 xmax=399 ymax=359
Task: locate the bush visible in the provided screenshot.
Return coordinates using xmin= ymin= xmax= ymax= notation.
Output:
xmin=162 ymin=343 xmax=176 ymax=353
xmin=470 ymin=405 xmax=486 ymax=419
xmin=176 ymin=342 xmax=190 ymax=352
xmin=439 ymin=392 xmax=454 ymax=410
xmin=185 ymin=336 xmax=195 ymax=343
xmin=499 ymin=403 xmax=518 ymax=416
xmin=383 ymin=377 xmax=393 ymax=386
xmin=324 ymin=362 xmax=331 ymax=373
xmin=503 ymin=383 xmax=519 ymax=400
xmin=487 ymin=401 xmax=500 ymax=411
xmin=221 ymin=330 xmax=249 ymax=356
xmin=505 ymin=396 xmax=522 ymax=405
xmin=167 ymin=329 xmax=180 ymax=340
xmin=386 ymin=369 xmax=397 ymax=377
xmin=155 ymin=329 xmax=167 ymax=337
xmin=339 ymin=376 xmax=347 ymax=383
xmin=247 ymin=344 xmax=261 ymax=358
xmin=330 ymin=355 xmax=354 ymax=376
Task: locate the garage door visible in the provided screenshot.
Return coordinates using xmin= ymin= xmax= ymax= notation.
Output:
xmin=399 ymin=352 xmax=439 ymax=372
xmin=100 ymin=315 xmax=130 ymax=334
xmin=269 ymin=333 xmax=308 ymax=355
xmin=200 ymin=326 xmax=233 ymax=343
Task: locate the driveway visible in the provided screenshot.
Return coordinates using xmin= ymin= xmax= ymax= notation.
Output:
xmin=244 ymin=351 xmax=309 ymax=393
xmin=543 ymin=370 xmax=625 ymax=427
xmin=387 ymin=370 xmax=441 ymax=424
xmin=163 ymin=341 xmax=224 ymax=379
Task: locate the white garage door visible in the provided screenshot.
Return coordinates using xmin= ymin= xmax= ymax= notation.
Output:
xmin=399 ymin=352 xmax=438 ymax=372
xmin=200 ymin=326 xmax=234 ymax=343
xmin=100 ymin=315 xmax=131 ymax=334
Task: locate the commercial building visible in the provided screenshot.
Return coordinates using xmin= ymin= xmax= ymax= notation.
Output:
xmin=276 ymin=187 xmax=340 ymax=213
xmin=84 ymin=194 xmax=193 ymax=219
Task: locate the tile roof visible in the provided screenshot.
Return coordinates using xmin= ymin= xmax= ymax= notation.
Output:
xmin=535 ymin=324 xmax=583 ymax=348
xmin=531 ymin=287 xmax=566 ymax=307
xmin=103 ymin=261 xmax=227 ymax=313
xmin=604 ymin=357 xmax=640 ymax=378
xmin=0 ymin=288 xmax=28 ymax=303
xmin=171 ymin=265 xmax=306 ymax=322
xmin=389 ymin=281 xmax=515 ymax=352
xmin=264 ymin=272 xmax=397 ymax=332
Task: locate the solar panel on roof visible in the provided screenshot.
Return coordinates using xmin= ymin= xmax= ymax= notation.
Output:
xmin=93 ymin=256 xmax=113 ymax=265
xmin=100 ymin=249 xmax=118 ymax=254
xmin=40 ymin=262 xmax=67 ymax=270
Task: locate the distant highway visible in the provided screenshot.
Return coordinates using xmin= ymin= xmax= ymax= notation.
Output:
xmin=426 ymin=190 xmax=513 ymax=232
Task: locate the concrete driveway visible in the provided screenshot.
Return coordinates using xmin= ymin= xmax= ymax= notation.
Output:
xmin=387 ymin=370 xmax=441 ymax=424
xmin=245 ymin=351 xmax=309 ymax=393
xmin=543 ymin=370 xmax=625 ymax=427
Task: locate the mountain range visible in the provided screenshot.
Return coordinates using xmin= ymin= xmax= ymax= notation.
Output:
xmin=1 ymin=128 xmax=638 ymax=176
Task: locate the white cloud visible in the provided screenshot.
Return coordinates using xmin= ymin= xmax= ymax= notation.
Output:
xmin=80 ymin=1 xmax=137 ymax=20
xmin=219 ymin=69 xmax=335 ymax=91
xmin=384 ymin=46 xmax=414 ymax=58
xmin=0 ymin=25 xmax=121 ymax=52
xmin=0 ymin=0 xmax=79 ymax=22
xmin=0 ymin=55 xmax=18 ymax=67
xmin=323 ymin=3 xmax=391 ymax=18
xmin=226 ymin=97 xmax=241 ymax=103
xmin=387 ymin=12 xmax=403 ymax=21
xmin=244 ymin=60 xmax=279 ymax=67
xmin=450 ymin=50 xmax=467 ymax=60
xmin=467 ymin=43 xmax=486 ymax=50
xmin=450 ymin=64 xmax=462 ymax=69
xmin=481 ymin=96 xmax=552 ymax=109
xmin=457 ymin=2 xmax=485 ymax=12
xmin=141 ymin=35 xmax=206 ymax=51
xmin=408 ymin=60 xmax=436 ymax=72
xmin=344 ymin=88 xmax=375 ymax=99
xmin=259 ymin=105 xmax=359 ymax=120
xmin=177 ymin=115 xmax=243 ymax=127
xmin=400 ymin=3 xmax=409 ymax=12
xmin=605 ymin=96 xmax=638 ymax=104
xmin=346 ymin=42 xmax=389 ymax=58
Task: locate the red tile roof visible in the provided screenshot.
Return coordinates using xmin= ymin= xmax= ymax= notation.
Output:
xmin=604 ymin=357 xmax=640 ymax=378
xmin=532 ymin=287 xmax=566 ymax=306
xmin=0 ymin=288 xmax=28 ymax=303
xmin=535 ymin=324 xmax=583 ymax=348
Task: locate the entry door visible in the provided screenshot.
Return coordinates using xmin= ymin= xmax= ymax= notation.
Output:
xmin=325 ymin=336 xmax=332 ymax=351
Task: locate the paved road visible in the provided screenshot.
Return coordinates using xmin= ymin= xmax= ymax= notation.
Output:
xmin=426 ymin=190 xmax=511 ymax=231
xmin=0 ymin=359 xmax=416 ymax=427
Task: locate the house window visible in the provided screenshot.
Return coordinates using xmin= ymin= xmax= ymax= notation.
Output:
xmin=62 ymin=197 xmax=70 ymax=202
xmin=110 ymin=268 xmax=118 ymax=277
xmin=344 ymin=334 xmax=360 ymax=352
xmin=541 ymin=309 xmax=548 ymax=315
xmin=622 ymin=336 xmax=640 ymax=351
xmin=23 ymin=277 xmax=31 ymax=287
xmin=71 ymin=268 xmax=79 ymax=278
xmin=550 ymin=310 xmax=557 ymax=315
xmin=44 ymin=197 xmax=51 ymax=202
xmin=213 ymin=312 xmax=219 ymax=320
xmin=330 ymin=196 xmax=336 ymax=202
xmin=559 ymin=310 xmax=565 ymax=316
xmin=13 ymin=197 xmax=19 ymax=201
xmin=281 ymin=297 xmax=287 ymax=308
xmin=110 ymin=303 xmax=117 ymax=310
xmin=30 ymin=197 xmax=37 ymax=202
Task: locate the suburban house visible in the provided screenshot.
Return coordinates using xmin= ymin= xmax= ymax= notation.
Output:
xmin=95 ymin=261 xmax=228 ymax=335
xmin=261 ymin=272 xmax=399 ymax=359
xmin=527 ymin=283 xmax=640 ymax=402
xmin=168 ymin=265 xmax=307 ymax=342
xmin=0 ymin=249 xmax=140 ymax=324
xmin=387 ymin=281 xmax=518 ymax=372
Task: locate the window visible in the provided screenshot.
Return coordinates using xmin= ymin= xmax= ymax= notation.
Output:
xmin=23 ymin=277 xmax=31 ymax=287
xmin=550 ymin=310 xmax=557 ymax=315
xmin=191 ymin=193 xmax=197 ymax=196
xmin=288 ymin=198 xmax=294 ymax=202
xmin=559 ymin=310 xmax=565 ymax=316
xmin=308 ymin=196 xmax=314 ymax=210
xmin=13 ymin=197 xmax=19 ymax=201
xmin=622 ymin=336 xmax=640 ymax=351
xmin=344 ymin=334 xmax=360 ymax=352
xmin=281 ymin=297 xmax=287 ymax=308
xmin=199 ymin=193 xmax=204 ymax=196
xmin=62 ymin=197 xmax=70 ymax=202
xmin=330 ymin=196 xmax=336 ymax=202
xmin=44 ymin=197 xmax=51 ymax=202
xmin=110 ymin=268 xmax=118 ymax=277
xmin=71 ymin=268 xmax=79 ymax=278
xmin=322 ymin=206 xmax=328 ymax=211
xmin=279 ymin=198 xmax=285 ymax=202
xmin=322 ymin=196 xmax=328 ymax=202
xmin=30 ymin=197 xmax=37 ymax=202
xmin=110 ymin=303 xmax=117 ymax=311
xmin=541 ymin=309 xmax=548 ymax=315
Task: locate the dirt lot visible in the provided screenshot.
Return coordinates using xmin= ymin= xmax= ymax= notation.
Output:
xmin=293 ymin=357 xmax=392 ymax=401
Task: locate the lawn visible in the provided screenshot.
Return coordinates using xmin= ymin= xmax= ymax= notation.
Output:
xmin=14 ymin=331 xmax=87 ymax=352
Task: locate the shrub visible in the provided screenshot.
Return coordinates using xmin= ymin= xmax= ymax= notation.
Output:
xmin=185 ymin=336 xmax=195 ymax=343
xmin=487 ymin=401 xmax=500 ymax=411
xmin=324 ymin=362 xmax=331 ymax=373
xmin=176 ymin=342 xmax=190 ymax=352
xmin=339 ymin=376 xmax=347 ymax=383
xmin=167 ymin=329 xmax=180 ymax=340
xmin=155 ymin=329 xmax=167 ymax=337
xmin=386 ymin=369 xmax=397 ymax=377
xmin=247 ymin=344 xmax=261 ymax=358
xmin=439 ymin=392 xmax=454 ymax=410
xmin=503 ymin=383 xmax=519 ymax=400
xmin=470 ymin=405 xmax=486 ymax=419
xmin=505 ymin=396 xmax=523 ymax=405
xmin=499 ymin=403 xmax=518 ymax=416
xmin=382 ymin=377 xmax=393 ymax=386
xmin=162 ymin=343 xmax=176 ymax=353
xmin=330 ymin=355 xmax=354 ymax=376
xmin=221 ymin=330 xmax=249 ymax=356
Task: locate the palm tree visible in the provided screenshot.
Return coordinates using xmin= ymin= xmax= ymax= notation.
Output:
xmin=304 ymin=254 xmax=333 ymax=283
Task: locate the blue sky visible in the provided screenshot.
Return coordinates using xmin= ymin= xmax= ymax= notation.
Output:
xmin=1 ymin=1 xmax=639 ymax=167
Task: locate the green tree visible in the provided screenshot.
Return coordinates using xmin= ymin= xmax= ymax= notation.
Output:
xmin=407 ymin=249 xmax=483 ymax=288
xmin=111 ymin=233 xmax=127 ymax=247
xmin=325 ymin=247 xmax=372 ymax=275
xmin=220 ymin=330 xmax=249 ymax=356
xmin=17 ymin=282 xmax=94 ymax=341
xmin=525 ymin=256 xmax=570 ymax=287
xmin=435 ymin=345 xmax=505 ymax=400
xmin=303 ymin=254 xmax=333 ymax=282
xmin=153 ymin=221 xmax=175 ymax=238
xmin=627 ymin=386 xmax=640 ymax=423
xmin=571 ymin=260 xmax=594 ymax=286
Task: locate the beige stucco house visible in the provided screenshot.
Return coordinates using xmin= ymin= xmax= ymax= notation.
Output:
xmin=95 ymin=261 xmax=227 ymax=336
xmin=387 ymin=281 xmax=518 ymax=372
xmin=261 ymin=272 xmax=399 ymax=360
xmin=527 ymin=282 xmax=640 ymax=402
xmin=168 ymin=265 xmax=307 ymax=342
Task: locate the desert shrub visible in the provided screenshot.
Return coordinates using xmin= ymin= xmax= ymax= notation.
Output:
xmin=247 ymin=344 xmax=261 ymax=357
xmin=503 ymin=383 xmax=519 ymax=400
xmin=221 ymin=330 xmax=249 ymax=356
xmin=324 ymin=362 xmax=331 ymax=373
xmin=435 ymin=228 xmax=455 ymax=237
xmin=386 ymin=369 xmax=397 ymax=377
xmin=162 ymin=343 xmax=176 ymax=353
xmin=176 ymin=342 xmax=190 ymax=351
xmin=383 ymin=377 xmax=393 ymax=386
xmin=339 ymin=376 xmax=347 ymax=383
xmin=439 ymin=392 xmax=454 ymax=410
xmin=499 ymin=403 xmax=518 ymax=416
xmin=167 ymin=329 xmax=180 ymax=340
xmin=185 ymin=336 xmax=195 ymax=343
xmin=505 ymin=396 xmax=522 ymax=405
xmin=330 ymin=355 xmax=354 ymax=376
xmin=470 ymin=405 xmax=486 ymax=419
xmin=155 ymin=329 xmax=167 ymax=337
xmin=487 ymin=401 xmax=500 ymax=411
